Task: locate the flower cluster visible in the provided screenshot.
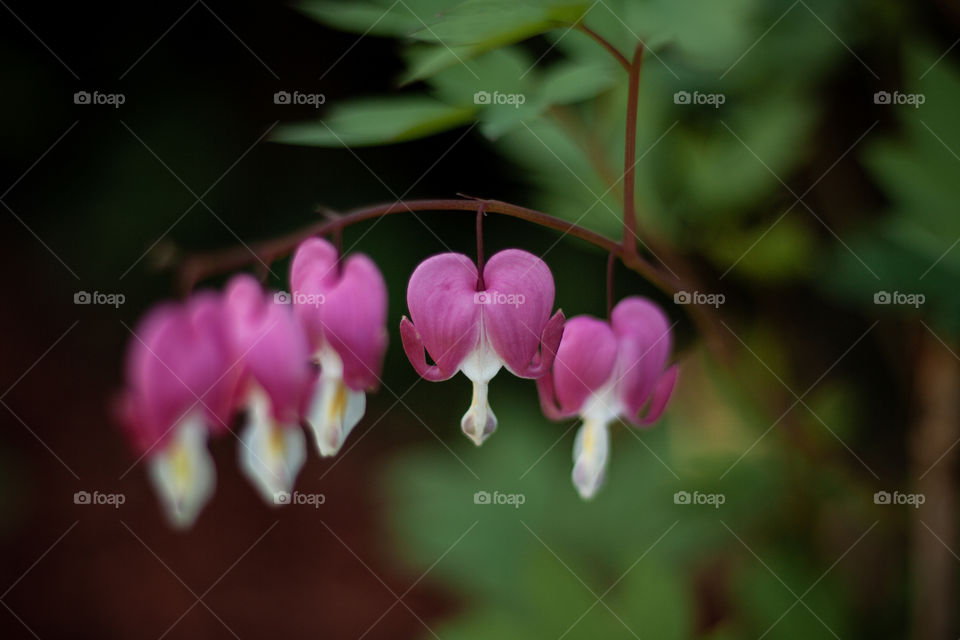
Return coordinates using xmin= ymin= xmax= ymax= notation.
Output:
xmin=117 ymin=241 xmax=677 ymax=527
xmin=116 ymin=238 xmax=387 ymax=527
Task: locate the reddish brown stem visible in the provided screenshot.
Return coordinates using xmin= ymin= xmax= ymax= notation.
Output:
xmin=475 ymin=203 xmax=486 ymax=291
xmin=622 ymin=41 xmax=644 ymax=259
xmin=333 ymin=225 xmax=343 ymax=275
xmin=178 ymin=197 xmax=676 ymax=296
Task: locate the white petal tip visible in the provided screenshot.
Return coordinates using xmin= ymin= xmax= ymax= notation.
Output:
xmin=241 ymin=428 xmax=307 ymax=506
xmin=461 ymin=379 xmax=497 ymax=446
xmin=238 ymin=391 xmax=307 ymax=505
xmin=461 ymin=406 xmax=497 ymax=446
xmin=573 ymin=464 xmax=604 ymax=500
xmin=571 ymin=418 xmax=610 ymax=501
xmin=315 ymin=439 xmax=342 ymax=458
xmin=306 ymin=379 xmax=366 ymax=458
xmin=147 ymin=416 xmax=216 ymax=529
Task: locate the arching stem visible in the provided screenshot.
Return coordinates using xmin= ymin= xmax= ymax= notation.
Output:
xmin=333 ymin=225 xmax=343 ymax=276
xmin=178 ymin=198 xmax=675 ymax=297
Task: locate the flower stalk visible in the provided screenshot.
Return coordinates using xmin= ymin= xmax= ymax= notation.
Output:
xmin=475 ymin=203 xmax=486 ymax=291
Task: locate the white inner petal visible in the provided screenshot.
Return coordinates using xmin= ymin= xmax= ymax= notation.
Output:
xmin=458 ymin=317 xmax=502 ymax=446
xmin=238 ymin=387 xmax=307 ymax=504
xmin=572 ymin=417 xmax=611 ymax=500
xmin=147 ymin=412 xmax=216 ymax=529
xmin=306 ymin=346 xmax=366 ymax=457
xmin=571 ymin=383 xmax=621 ymax=500
xmin=460 ymin=377 xmax=498 ymax=446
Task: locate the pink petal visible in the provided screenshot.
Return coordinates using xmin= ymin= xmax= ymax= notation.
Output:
xmin=633 ymin=365 xmax=678 ymax=426
xmin=123 ymin=303 xmax=190 ymax=451
xmin=290 ymin=237 xmax=339 ymax=348
xmin=290 ymin=238 xmax=389 ymax=390
xmin=290 ymin=237 xmax=339 ymax=291
xmin=610 ymin=297 xmax=673 ymax=417
xmin=400 ymin=317 xmax=455 ymax=382
xmin=551 ymin=316 xmax=618 ymax=415
xmin=518 ymin=309 xmax=565 ymax=379
xmin=183 ymin=293 xmax=242 ymax=432
xmin=536 ymin=370 xmax=578 ymax=421
xmin=224 ymin=275 xmax=315 ymax=423
xmin=405 ymin=253 xmax=481 ymax=378
xmin=319 ymin=253 xmax=389 ymax=390
xmin=481 ymin=249 xmax=555 ymax=375
xmin=121 ymin=292 xmax=241 ymax=452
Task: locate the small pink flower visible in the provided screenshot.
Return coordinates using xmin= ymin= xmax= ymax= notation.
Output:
xmin=117 ymin=292 xmax=241 ymax=528
xmin=290 ymin=238 xmax=388 ymax=456
xmin=224 ymin=274 xmax=316 ymax=503
xmin=400 ymin=249 xmax=564 ymax=445
xmin=538 ymin=297 xmax=678 ymax=499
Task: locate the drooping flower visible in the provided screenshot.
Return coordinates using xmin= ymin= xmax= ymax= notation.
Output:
xmin=116 ymin=292 xmax=241 ymax=528
xmin=290 ymin=238 xmax=388 ymax=456
xmin=224 ymin=274 xmax=316 ymax=504
xmin=400 ymin=249 xmax=564 ymax=445
xmin=537 ymin=297 xmax=678 ymax=499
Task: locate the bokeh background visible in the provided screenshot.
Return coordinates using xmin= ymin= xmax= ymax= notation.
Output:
xmin=1 ymin=0 xmax=959 ymax=638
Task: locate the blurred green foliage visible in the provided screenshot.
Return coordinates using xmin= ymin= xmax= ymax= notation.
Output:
xmin=382 ymin=377 xmax=869 ymax=639
xmin=828 ymin=45 xmax=960 ymax=335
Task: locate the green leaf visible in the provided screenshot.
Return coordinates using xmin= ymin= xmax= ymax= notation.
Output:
xmin=539 ymin=60 xmax=620 ymax=105
xmin=410 ymin=1 xmax=587 ymax=45
xmin=297 ymin=1 xmax=416 ymax=36
xmin=402 ymin=44 xmax=478 ymax=84
xmin=401 ymin=0 xmax=589 ymax=80
xmin=418 ymin=47 xmax=617 ymax=139
xmin=418 ymin=46 xmax=533 ymax=102
xmin=296 ymin=0 xmax=455 ymax=36
xmin=271 ymin=96 xmax=475 ymax=147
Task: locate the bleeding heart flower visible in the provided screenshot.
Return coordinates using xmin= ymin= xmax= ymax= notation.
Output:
xmin=537 ymin=297 xmax=678 ymax=499
xmin=290 ymin=238 xmax=388 ymax=456
xmin=224 ymin=274 xmax=316 ymax=504
xmin=400 ymin=249 xmax=564 ymax=445
xmin=116 ymin=292 xmax=241 ymax=528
